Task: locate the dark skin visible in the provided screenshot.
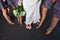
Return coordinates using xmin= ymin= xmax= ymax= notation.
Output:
xmin=36 ymin=5 xmax=48 ymax=29
xmin=36 ymin=0 xmax=59 ymax=35
xmin=45 ymin=14 xmax=59 ymax=35
xmin=2 ymin=0 xmax=14 ymax=25
xmin=36 ymin=0 xmax=56 ymax=29
xmin=3 ymin=0 xmax=22 ymax=25
xmin=2 ymin=8 xmax=14 ymax=25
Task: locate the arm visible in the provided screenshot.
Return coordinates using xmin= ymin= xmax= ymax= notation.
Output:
xmin=37 ymin=5 xmax=48 ymax=29
xmin=37 ymin=0 xmax=52 ymax=29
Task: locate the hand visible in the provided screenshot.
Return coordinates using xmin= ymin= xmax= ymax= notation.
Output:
xmin=36 ymin=20 xmax=42 ymax=29
xmin=26 ymin=24 xmax=32 ymax=30
xmin=18 ymin=0 xmax=22 ymax=6
xmin=2 ymin=9 xmax=14 ymax=25
xmin=36 ymin=24 xmax=41 ymax=29
xmin=36 ymin=6 xmax=48 ymax=29
xmin=36 ymin=18 xmax=43 ymax=29
xmin=7 ymin=19 xmax=14 ymax=25
xmin=45 ymin=27 xmax=53 ymax=35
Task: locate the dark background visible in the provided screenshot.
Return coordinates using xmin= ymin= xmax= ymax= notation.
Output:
xmin=0 ymin=1 xmax=60 ymax=40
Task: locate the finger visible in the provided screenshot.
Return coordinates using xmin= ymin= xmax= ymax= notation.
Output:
xmin=45 ymin=29 xmax=52 ymax=35
xmin=8 ymin=21 xmax=14 ymax=25
xmin=26 ymin=24 xmax=32 ymax=30
xmin=36 ymin=23 xmax=41 ymax=29
xmin=45 ymin=31 xmax=50 ymax=35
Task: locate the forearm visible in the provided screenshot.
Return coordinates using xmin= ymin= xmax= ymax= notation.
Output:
xmin=40 ymin=6 xmax=48 ymax=25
